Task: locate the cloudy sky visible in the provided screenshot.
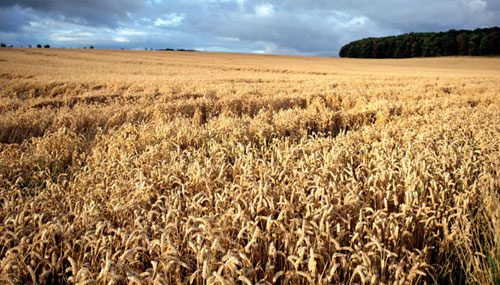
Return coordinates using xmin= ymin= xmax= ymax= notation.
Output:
xmin=1 ymin=0 xmax=499 ymax=56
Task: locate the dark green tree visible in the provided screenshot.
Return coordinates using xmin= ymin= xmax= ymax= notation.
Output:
xmin=384 ymin=38 xmax=396 ymax=58
xmin=440 ymin=34 xmax=456 ymax=56
xmin=410 ymin=41 xmax=421 ymax=57
xmin=360 ymin=40 xmax=373 ymax=58
xmin=394 ymin=39 xmax=406 ymax=58
xmin=479 ymin=36 xmax=489 ymax=55
xmin=421 ymin=36 xmax=432 ymax=57
xmin=429 ymin=36 xmax=441 ymax=56
xmin=373 ymin=41 xmax=386 ymax=58
xmin=456 ymin=32 xmax=469 ymax=55
xmin=339 ymin=27 xmax=500 ymax=58
xmin=468 ymin=33 xmax=481 ymax=55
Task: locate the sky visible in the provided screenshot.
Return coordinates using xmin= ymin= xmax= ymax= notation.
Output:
xmin=1 ymin=0 xmax=499 ymax=56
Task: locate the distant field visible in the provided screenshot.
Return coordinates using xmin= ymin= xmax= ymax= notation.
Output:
xmin=1 ymin=48 xmax=499 ymax=284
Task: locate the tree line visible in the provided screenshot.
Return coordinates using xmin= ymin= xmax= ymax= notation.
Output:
xmin=1 ymin=43 xmax=51 ymax=48
xmin=0 ymin=43 xmax=95 ymax=49
xmin=0 ymin=44 xmax=196 ymax=51
xmin=339 ymin=27 xmax=500 ymax=58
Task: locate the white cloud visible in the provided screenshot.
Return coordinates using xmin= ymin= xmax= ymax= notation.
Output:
xmin=154 ymin=13 xmax=185 ymax=27
xmin=49 ymin=31 xmax=94 ymax=42
xmin=218 ymin=36 xmax=240 ymax=41
xmin=463 ymin=0 xmax=487 ymax=12
xmin=117 ymin=28 xmax=148 ymax=36
xmin=28 ymin=21 xmax=42 ymax=27
xmin=113 ymin=36 xmax=130 ymax=43
xmin=254 ymin=4 xmax=274 ymax=17
xmin=340 ymin=16 xmax=369 ymax=29
xmin=251 ymin=49 xmax=266 ymax=54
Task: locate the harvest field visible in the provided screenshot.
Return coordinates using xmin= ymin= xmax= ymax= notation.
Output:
xmin=1 ymin=48 xmax=500 ymax=284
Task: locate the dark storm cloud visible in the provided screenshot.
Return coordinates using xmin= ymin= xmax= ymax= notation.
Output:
xmin=0 ymin=6 xmax=32 ymax=32
xmin=1 ymin=0 xmax=499 ymax=55
xmin=0 ymin=0 xmax=143 ymax=27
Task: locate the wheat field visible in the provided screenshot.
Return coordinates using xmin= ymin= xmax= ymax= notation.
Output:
xmin=1 ymin=48 xmax=499 ymax=284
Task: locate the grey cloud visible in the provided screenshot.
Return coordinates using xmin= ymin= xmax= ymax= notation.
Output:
xmin=165 ymin=0 xmax=499 ymax=54
xmin=1 ymin=0 xmax=499 ymax=55
xmin=0 ymin=0 xmax=143 ymax=27
xmin=0 ymin=6 xmax=32 ymax=32
xmin=180 ymin=4 xmax=395 ymax=55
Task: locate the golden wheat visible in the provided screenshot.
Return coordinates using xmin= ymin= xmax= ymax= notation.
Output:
xmin=1 ymin=48 xmax=500 ymax=284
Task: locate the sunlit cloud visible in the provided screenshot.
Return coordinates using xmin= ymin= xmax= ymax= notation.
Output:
xmin=154 ymin=13 xmax=185 ymax=27
xmin=254 ymin=4 xmax=274 ymax=17
xmin=112 ymin=37 xmax=130 ymax=43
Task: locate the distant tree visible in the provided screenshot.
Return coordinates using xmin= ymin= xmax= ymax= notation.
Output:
xmin=439 ymin=34 xmax=456 ymax=56
xmin=488 ymin=32 xmax=500 ymax=54
xmin=0 ymin=43 xmax=6 ymax=48
xmin=44 ymin=44 xmax=50 ymax=48
xmin=429 ymin=36 xmax=441 ymax=57
xmin=384 ymin=38 xmax=396 ymax=57
xmin=350 ymin=44 xmax=359 ymax=56
xmin=373 ymin=41 xmax=386 ymax=58
xmin=394 ymin=39 xmax=406 ymax=58
xmin=479 ymin=36 xmax=489 ymax=55
xmin=420 ymin=37 xmax=431 ymax=57
xmin=338 ymin=45 xmax=348 ymax=57
xmin=456 ymin=32 xmax=468 ymax=55
xmin=37 ymin=44 xmax=42 ymax=48
xmin=360 ymin=40 xmax=373 ymax=58
xmin=496 ymin=32 xmax=500 ymax=54
xmin=339 ymin=27 xmax=500 ymax=58
xmin=28 ymin=44 xmax=32 ymax=48
xmin=410 ymin=41 xmax=421 ymax=57
xmin=468 ymin=33 xmax=481 ymax=56
xmin=90 ymin=45 xmax=94 ymax=49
